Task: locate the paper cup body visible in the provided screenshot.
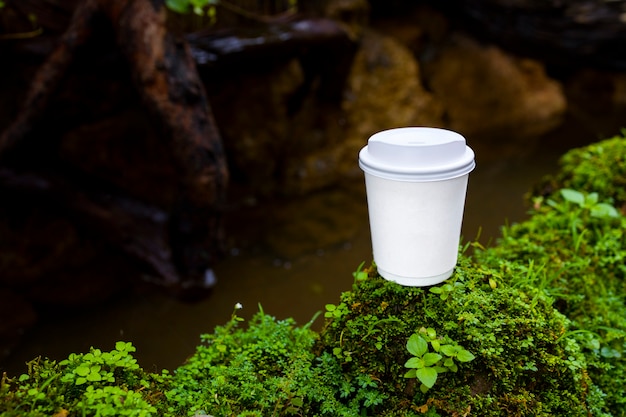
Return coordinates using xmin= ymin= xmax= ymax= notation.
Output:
xmin=359 ymin=127 xmax=475 ymax=286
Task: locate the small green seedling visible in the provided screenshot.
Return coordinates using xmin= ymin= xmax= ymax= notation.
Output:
xmin=404 ymin=327 xmax=475 ymax=393
xmin=549 ymin=188 xmax=619 ymax=219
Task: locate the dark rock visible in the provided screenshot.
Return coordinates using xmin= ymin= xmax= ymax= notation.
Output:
xmin=440 ymin=0 xmax=626 ymax=70
xmin=423 ymin=33 xmax=566 ymax=140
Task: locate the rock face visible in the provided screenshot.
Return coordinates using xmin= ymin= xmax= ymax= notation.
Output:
xmin=207 ymin=25 xmax=444 ymax=196
xmin=445 ymin=0 xmax=626 ymax=70
xmin=423 ymin=34 xmax=566 ymax=140
xmin=209 ymin=5 xmax=568 ymax=196
xmin=281 ymin=28 xmax=445 ymax=194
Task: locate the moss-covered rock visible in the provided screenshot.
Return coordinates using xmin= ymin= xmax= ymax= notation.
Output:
xmin=1 ymin=134 xmax=625 ymax=416
xmin=316 ymin=259 xmax=593 ymax=416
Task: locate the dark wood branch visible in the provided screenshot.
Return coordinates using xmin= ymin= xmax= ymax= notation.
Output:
xmin=0 ymin=0 xmax=98 ymax=154
xmin=0 ymin=167 xmax=179 ymax=286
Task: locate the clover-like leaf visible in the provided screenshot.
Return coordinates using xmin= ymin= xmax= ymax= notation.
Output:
xmin=86 ymin=371 xmax=101 ymax=382
xmin=407 ymin=334 xmax=428 ymax=357
xmin=75 ymin=366 xmax=90 ymax=377
xmin=404 ymin=369 xmax=417 ymax=379
xmin=440 ymin=345 xmax=458 ymax=357
xmin=415 ymin=367 xmax=438 ymax=389
xmin=431 ymin=339 xmax=441 ymax=352
xmin=591 ymin=203 xmax=619 ymax=219
xmin=422 ymin=352 xmax=442 ymax=367
xmin=404 ymin=357 xmax=424 ymax=369
xmin=561 ymin=189 xmax=584 ymax=207
xmin=457 ymin=349 xmax=476 ymax=363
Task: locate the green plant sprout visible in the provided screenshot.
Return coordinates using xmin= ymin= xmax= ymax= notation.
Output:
xmin=352 ymin=260 xmax=370 ymax=282
xmin=547 ymin=188 xmax=619 ymax=219
xmin=403 ymin=327 xmax=475 ymax=393
xmin=429 ymin=280 xmax=464 ymax=300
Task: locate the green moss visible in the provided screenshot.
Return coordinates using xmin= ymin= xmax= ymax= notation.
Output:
xmin=165 ymin=305 xmax=322 ymax=416
xmin=531 ymin=131 xmax=626 ymax=206
xmin=2 ymin=133 xmax=626 ymax=416
xmin=316 ymin=258 xmax=592 ymax=416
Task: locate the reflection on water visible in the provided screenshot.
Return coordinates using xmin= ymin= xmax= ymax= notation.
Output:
xmin=0 ymin=116 xmax=616 ymax=376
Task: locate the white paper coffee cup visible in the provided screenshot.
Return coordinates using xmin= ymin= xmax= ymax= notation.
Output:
xmin=358 ymin=127 xmax=475 ymax=286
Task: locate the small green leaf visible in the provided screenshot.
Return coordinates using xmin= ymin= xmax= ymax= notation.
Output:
xmin=591 ymin=203 xmax=619 ymax=219
xmin=115 ymin=341 xmax=134 ymax=352
xmin=440 ymin=345 xmax=458 ymax=357
xmin=407 ymin=334 xmax=428 ymax=357
xmin=415 ymin=367 xmax=438 ymax=389
xmin=457 ymin=349 xmax=476 ymax=362
xmin=404 ymin=369 xmax=417 ymax=378
xmin=404 ymin=357 xmax=423 ymax=369
xmin=585 ymin=192 xmax=599 ymax=206
xmin=431 ymin=339 xmax=440 ymax=352
xmin=75 ymin=366 xmax=90 ymax=377
xmin=86 ymin=371 xmax=101 ymax=382
xmin=422 ymin=352 xmax=442 ymax=367
xmin=560 ymin=189 xmax=584 ymax=207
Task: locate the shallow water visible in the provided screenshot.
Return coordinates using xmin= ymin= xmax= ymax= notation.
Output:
xmin=0 ymin=115 xmax=616 ymax=376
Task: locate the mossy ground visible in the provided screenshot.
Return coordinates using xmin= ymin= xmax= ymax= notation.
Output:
xmin=2 ymin=133 xmax=625 ymax=416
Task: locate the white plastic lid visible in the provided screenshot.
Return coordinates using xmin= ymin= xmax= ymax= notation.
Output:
xmin=358 ymin=127 xmax=475 ymax=181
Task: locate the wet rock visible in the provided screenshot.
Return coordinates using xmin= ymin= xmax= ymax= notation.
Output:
xmin=281 ymin=28 xmax=444 ymax=194
xmin=423 ymin=34 xmax=566 ymax=140
xmin=59 ymin=109 xmax=178 ymax=208
xmin=447 ymin=0 xmax=626 ymax=70
xmin=323 ymin=0 xmax=371 ymax=40
xmin=208 ymin=58 xmax=306 ymax=196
